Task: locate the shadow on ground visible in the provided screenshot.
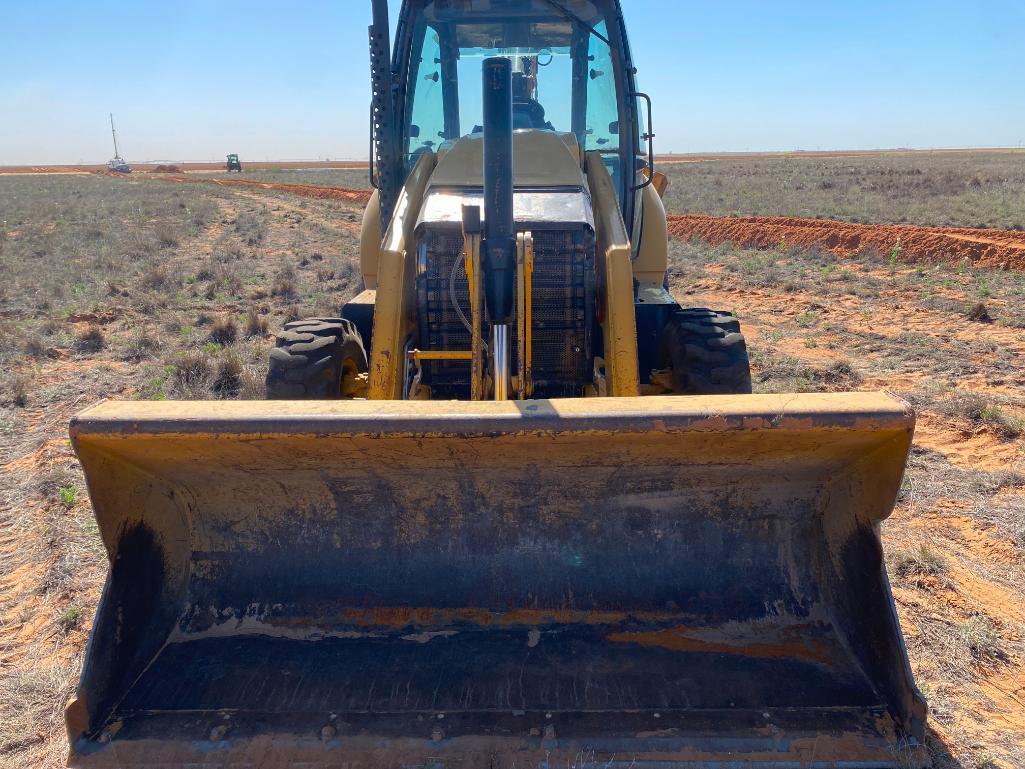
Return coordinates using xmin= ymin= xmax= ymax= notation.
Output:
xmin=928 ymin=727 xmax=968 ymax=768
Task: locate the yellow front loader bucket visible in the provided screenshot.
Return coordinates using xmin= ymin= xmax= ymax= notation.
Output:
xmin=67 ymin=392 xmax=926 ymax=768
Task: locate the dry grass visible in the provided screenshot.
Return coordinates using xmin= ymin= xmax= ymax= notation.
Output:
xmin=956 ymin=616 xmax=1004 ymax=662
xmin=662 ymin=150 xmax=1025 ymax=229
xmin=965 ymin=302 xmax=991 ymax=323
xmin=208 ymin=314 xmax=238 ymax=346
xmin=751 ymin=352 xmax=862 ymax=393
xmin=121 ymin=329 xmax=162 ymax=361
xmin=235 ymin=210 xmax=268 ymax=246
xmin=890 ymin=543 xmax=948 ymax=581
xmin=153 ymin=221 xmax=181 ymax=248
xmin=23 ymin=337 xmax=47 ymax=359
xmin=935 ymin=391 xmax=1024 ymax=440
xmin=163 ymin=349 xmax=215 ymax=398
xmin=0 ymin=172 xmax=365 ymax=766
xmin=244 ymin=308 xmax=270 ymax=338
xmin=139 ymin=261 xmax=180 ymax=291
xmin=271 ymin=265 xmax=298 ymax=299
xmin=0 ymin=370 xmax=32 ymax=407
xmin=0 ymin=663 xmax=80 ymax=757
xmin=73 ymin=325 xmax=105 ymax=354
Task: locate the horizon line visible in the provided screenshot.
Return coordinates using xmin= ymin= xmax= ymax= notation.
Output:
xmin=3 ymin=144 xmax=1025 ymax=169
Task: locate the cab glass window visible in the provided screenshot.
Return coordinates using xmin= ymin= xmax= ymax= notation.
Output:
xmin=584 ymin=21 xmax=618 ymax=154
xmin=406 ymin=25 xmax=446 ymax=162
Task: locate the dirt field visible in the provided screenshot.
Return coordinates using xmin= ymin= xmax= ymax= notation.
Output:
xmin=2 ymin=153 xmax=1024 ymax=767
xmin=662 ymin=150 xmax=1025 ymax=230
xmin=0 ymin=160 xmax=368 ymax=175
xmin=140 ymin=172 xmax=373 ymax=203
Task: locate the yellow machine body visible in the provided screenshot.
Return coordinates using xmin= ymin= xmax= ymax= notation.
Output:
xmin=66 ymin=2 xmax=927 ymax=766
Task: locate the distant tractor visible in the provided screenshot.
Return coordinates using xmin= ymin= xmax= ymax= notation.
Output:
xmin=106 ymin=113 xmax=131 ymax=174
xmin=226 ymin=154 xmax=242 ymax=172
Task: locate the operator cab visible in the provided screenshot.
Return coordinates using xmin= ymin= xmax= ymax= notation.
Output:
xmin=396 ymin=0 xmax=649 ymax=217
xmin=363 ymin=0 xmax=659 ymax=400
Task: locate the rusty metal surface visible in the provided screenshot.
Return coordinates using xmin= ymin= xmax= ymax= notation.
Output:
xmin=67 ymin=392 xmax=925 ymax=768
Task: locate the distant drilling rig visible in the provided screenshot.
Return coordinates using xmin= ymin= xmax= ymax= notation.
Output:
xmin=107 ymin=113 xmax=131 ymax=173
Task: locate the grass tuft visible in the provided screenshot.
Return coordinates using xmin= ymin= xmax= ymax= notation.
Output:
xmin=166 ymin=350 xmax=216 ymax=399
xmin=244 ymin=308 xmax=269 ymax=338
xmin=57 ymin=486 xmax=78 ymax=510
xmin=890 ymin=544 xmax=947 ymax=583
xmin=271 ymin=266 xmax=298 ymax=299
xmin=956 ymin=615 xmax=1003 ymax=661
xmin=208 ymin=315 xmax=238 ymax=346
xmin=122 ymin=329 xmax=162 ymax=361
xmin=153 ymin=221 xmax=182 ymax=248
xmin=24 ymin=337 xmax=47 ymax=358
xmin=936 ymin=391 xmax=1023 ymax=440
xmin=74 ymin=325 xmax=106 ymax=353
xmin=58 ymin=606 xmax=82 ymax=633
xmin=1 ymin=370 xmax=32 ymax=407
xmin=212 ymin=352 xmax=244 ymax=398
xmin=966 ymin=302 xmax=992 ymax=323
xmin=139 ymin=262 xmax=179 ymax=291
xmin=753 ymin=354 xmax=862 ymax=393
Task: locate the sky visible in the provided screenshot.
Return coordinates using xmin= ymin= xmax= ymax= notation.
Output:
xmin=2 ymin=1 xmax=1024 ymax=165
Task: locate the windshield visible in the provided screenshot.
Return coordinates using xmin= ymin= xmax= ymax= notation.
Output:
xmin=403 ymin=0 xmax=624 ymax=171
xmin=456 ymin=45 xmax=573 ymax=136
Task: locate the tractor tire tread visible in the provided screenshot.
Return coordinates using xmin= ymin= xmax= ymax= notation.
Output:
xmin=659 ymin=309 xmax=753 ymax=395
xmin=266 ymin=317 xmax=367 ymax=400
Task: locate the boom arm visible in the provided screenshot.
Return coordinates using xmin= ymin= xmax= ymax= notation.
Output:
xmin=369 ymin=0 xmax=401 ymax=235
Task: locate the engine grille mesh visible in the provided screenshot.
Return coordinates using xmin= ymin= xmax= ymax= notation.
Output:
xmin=415 ymin=226 xmax=594 ymax=399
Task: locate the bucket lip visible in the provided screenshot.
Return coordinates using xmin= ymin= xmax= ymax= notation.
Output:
xmin=71 ymin=391 xmax=914 ymax=439
xmin=71 ymin=705 xmax=921 ymax=766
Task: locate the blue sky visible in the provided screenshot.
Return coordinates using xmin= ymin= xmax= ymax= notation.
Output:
xmin=2 ymin=1 xmax=1024 ymax=164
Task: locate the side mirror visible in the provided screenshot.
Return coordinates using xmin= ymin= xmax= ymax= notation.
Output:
xmin=631 ymin=92 xmax=655 ymax=191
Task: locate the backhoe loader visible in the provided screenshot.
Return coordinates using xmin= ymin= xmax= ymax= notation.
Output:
xmin=67 ymin=1 xmax=927 ymax=766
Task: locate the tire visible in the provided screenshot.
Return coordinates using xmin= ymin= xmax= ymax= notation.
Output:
xmin=266 ymin=318 xmax=368 ymax=399
xmin=658 ymin=308 xmax=752 ymax=395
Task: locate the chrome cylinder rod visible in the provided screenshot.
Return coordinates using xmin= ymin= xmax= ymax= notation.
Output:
xmin=492 ymin=324 xmax=510 ymax=401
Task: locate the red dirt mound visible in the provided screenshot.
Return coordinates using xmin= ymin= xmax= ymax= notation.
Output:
xmin=667 ymin=214 xmax=1025 ymax=271
xmin=140 ymin=174 xmax=373 ymax=205
xmin=151 ymin=164 xmax=182 ymax=174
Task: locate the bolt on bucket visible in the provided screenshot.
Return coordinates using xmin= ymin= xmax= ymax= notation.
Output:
xmin=67 ymin=393 xmax=927 ymax=768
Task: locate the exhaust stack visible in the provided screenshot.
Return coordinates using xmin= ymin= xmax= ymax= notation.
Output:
xmin=482 ymin=57 xmax=515 ymax=399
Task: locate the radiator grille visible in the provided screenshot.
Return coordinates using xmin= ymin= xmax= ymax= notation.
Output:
xmin=415 ymin=226 xmax=595 ymax=399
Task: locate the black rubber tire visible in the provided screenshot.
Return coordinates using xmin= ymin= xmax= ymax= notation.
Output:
xmin=266 ymin=318 xmax=368 ymax=399
xmin=658 ymin=308 xmax=753 ymax=395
